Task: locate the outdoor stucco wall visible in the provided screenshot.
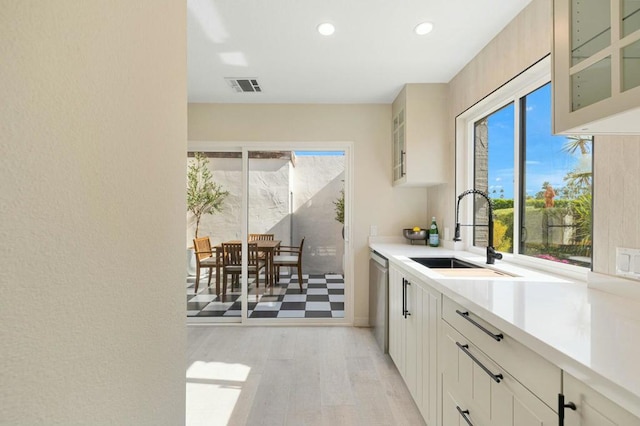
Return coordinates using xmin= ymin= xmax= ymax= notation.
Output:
xmin=292 ymin=155 xmax=345 ymax=274
xmin=187 ymin=154 xmax=345 ymax=275
xmin=1 ymin=2 xmax=186 ymax=425
xmin=188 ymin=157 xmax=292 ymax=248
xmin=188 ymin=104 xmax=429 ymax=325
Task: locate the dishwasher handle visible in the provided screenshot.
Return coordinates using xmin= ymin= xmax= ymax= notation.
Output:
xmin=370 ymin=250 xmax=388 ymax=268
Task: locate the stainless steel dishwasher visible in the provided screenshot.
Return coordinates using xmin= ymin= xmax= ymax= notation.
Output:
xmin=369 ymin=250 xmax=389 ymax=353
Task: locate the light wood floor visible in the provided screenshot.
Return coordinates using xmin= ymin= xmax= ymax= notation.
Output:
xmin=186 ymin=326 xmax=426 ymax=426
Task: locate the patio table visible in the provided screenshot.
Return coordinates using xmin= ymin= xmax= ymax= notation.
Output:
xmin=213 ymin=239 xmax=281 ymax=295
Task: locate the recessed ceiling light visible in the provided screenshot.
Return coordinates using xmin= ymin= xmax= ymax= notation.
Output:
xmin=317 ymin=23 xmax=335 ymax=36
xmin=415 ymin=22 xmax=434 ymax=35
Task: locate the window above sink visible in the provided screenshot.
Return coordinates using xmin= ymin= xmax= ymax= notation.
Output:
xmin=455 ymin=56 xmax=592 ymax=281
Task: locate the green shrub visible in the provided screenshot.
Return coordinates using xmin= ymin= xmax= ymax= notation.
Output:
xmin=492 ymin=198 xmax=513 ymax=210
xmin=524 ymin=198 xmax=572 ymax=209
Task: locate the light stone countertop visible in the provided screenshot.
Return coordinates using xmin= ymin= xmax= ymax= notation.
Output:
xmin=370 ymin=241 xmax=640 ymax=418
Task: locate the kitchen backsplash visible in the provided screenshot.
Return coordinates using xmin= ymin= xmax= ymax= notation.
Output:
xmin=593 ymin=135 xmax=640 ymax=276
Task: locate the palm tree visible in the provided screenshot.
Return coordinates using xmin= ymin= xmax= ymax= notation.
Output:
xmin=565 ymin=171 xmax=592 ymax=189
xmin=562 ymin=135 xmax=592 ymax=155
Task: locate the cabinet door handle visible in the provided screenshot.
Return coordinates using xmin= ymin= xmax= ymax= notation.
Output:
xmin=402 ymin=278 xmax=406 ymax=318
xmin=456 ymin=310 xmax=504 ymax=341
xmin=558 ymin=393 xmax=577 ymax=426
xmin=456 ymin=406 xmax=473 ymax=426
xmin=402 ymin=278 xmax=411 ymax=318
xmin=400 ymin=150 xmax=406 ymax=177
xmin=456 ymin=342 xmax=503 ymax=383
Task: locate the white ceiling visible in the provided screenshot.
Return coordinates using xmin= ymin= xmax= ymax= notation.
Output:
xmin=187 ymin=0 xmax=533 ymax=104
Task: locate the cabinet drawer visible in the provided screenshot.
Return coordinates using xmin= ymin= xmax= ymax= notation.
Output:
xmin=562 ymin=372 xmax=640 ymax=426
xmin=443 ymin=297 xmax=561 ymax=409
xmin=443 ymin=385 xmax=479 ymax=426
xmin=442 ymin=322 xmax=557 ymax=426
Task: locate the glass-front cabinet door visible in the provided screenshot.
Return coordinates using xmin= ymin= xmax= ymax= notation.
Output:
xmin=552 ymin=0 xmax=640 ymax=134
xmin=392 ymin=108 xmax=406 ymax=183
xmin=622 ymin=0 xmax=640 ymax=93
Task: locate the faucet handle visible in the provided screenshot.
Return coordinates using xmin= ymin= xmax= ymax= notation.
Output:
xmin=486 ymin=246 xmax=502 ymax=264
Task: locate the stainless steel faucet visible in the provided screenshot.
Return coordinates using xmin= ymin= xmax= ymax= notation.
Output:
xmin=454 ymin=189 xmax=503 ymax=265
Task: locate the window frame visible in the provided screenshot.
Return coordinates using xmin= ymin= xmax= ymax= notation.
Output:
xmin=455 ymin=56 xmax=590 ymax=280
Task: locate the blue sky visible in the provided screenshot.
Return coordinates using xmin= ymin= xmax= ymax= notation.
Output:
xmin=486 ymin=83 xmax=589 ymax=199
xmin=485 ymin=103 xmax=514 ymax=198
xmin=295 ymin=151 xmax=344 ymax=156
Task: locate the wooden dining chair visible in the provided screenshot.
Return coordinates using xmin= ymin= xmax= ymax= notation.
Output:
xmin=193 ymin=236 xmax=216 ymax=293
xmin=221 ymin=242 xmax=266 ymax=297
xmin=272 ymin=237 xmax=305 ymax=290
xmin=249 ymin=233 xmax=274 ymax=241
xmin=249 ymin=233 xmax=274 ymax=261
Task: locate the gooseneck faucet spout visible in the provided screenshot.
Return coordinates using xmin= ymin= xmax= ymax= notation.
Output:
xmin=454 ymin=189 xmax=503 ymax=265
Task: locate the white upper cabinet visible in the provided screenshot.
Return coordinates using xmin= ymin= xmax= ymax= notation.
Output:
xmin=392 ymin=84 xmax=448 ymax=186
xmin=553 ymin=0 xmax=640 ymax=134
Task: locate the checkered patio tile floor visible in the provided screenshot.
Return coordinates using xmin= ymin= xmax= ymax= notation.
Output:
xmin=186 ymin=273 xmax=345 ymax=319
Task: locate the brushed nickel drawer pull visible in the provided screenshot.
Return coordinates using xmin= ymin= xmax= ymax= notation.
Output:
xmin=456 ymin=309 xmax=504 ymax=341
xmin=456 ymin=342 xmax=503 ymax=383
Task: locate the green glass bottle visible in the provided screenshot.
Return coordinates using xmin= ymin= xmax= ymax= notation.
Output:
xmin=429 ymin=217 xmax=439 ymax=247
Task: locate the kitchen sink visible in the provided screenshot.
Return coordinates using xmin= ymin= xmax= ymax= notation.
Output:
xmin=410 ymin=257 xmax=517 ymax=278
xmin=410 ymin=257 xmax=478 ymax=268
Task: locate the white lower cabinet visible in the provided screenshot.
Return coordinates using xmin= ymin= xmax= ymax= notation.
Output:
xmin=561 ymin=372 xmax=640 ymax=426
xmin=441 ymin=322 xmax=557 ymax=426
xmin=418 ymin=279 xmax=439 ymax=424
xmin=388 ymin=267 xmax=640 ymax=426
xmin=388 ymin=264 xmax=439 ymax=425
xmin=443 ymin=387 xmax=474 ymax=426
xmin=388 ymin=265 xmax=405 ymax=375
xmin=441 ymin=297 xmax=561 ymax=409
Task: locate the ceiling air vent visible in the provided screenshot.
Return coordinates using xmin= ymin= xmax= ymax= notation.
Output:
xmin=225 ymin=78 xmax=262 ymax=93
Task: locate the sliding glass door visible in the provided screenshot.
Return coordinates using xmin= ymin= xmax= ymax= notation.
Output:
xmin=186 ymin=150 xmax=242 ymax=323
xmin=246 ymin=149 xmax=346 ymax=321
xmin=186 ymin=145 xmax=350 ymax=324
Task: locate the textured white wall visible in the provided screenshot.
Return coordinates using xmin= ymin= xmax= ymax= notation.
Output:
xmin=188 ymin=157 xmax=292 ymax=247
xmin=0 ymin=2 xmax=186 ymax=425
xmin=187 ymin=155 xmax=345 ymax=274
xmin=593 ymin=136 xmax=640 ymax=275
xmin=293 ymin=156 xmax=345 ymax=274
xmin=188 ymin=104 xmax=429 ymax=325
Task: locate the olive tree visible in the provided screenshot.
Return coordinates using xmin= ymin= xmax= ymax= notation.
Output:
xmin=187 ymin=152 xmax=229 ymax=238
